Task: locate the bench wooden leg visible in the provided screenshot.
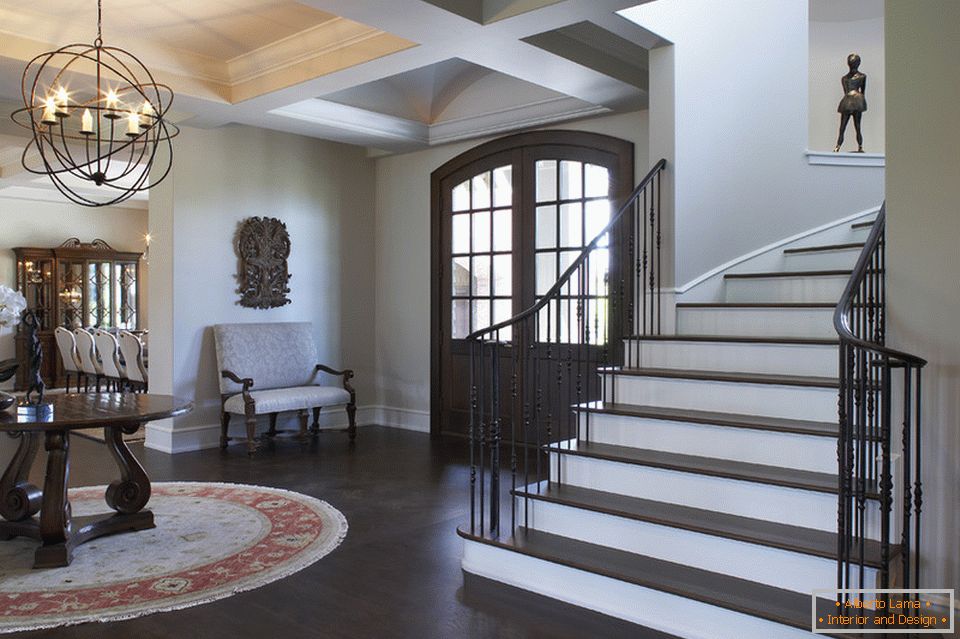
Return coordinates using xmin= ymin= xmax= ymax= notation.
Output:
xmin=347 ymin=403 xmax=357 ymax=441
xmin=310 ymin=408 xmax=321 ymax=434
xmin=244 ymin=413 xmax=257 ymax=456
xmin=220 ymin=413 xmax=231 ymax=449
xmin=298 ymin=410 xmax=309 ymax=442
xmin=267 ymin=413 xmax=278 ymax=437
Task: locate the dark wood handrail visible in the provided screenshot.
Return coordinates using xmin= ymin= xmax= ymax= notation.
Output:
xmin=832 ymin=204 xmax=927 ymax=367
xmin=467 ymin=158 xmax=667 ymax=340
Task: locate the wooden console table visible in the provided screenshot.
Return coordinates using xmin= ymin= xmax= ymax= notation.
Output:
xmin=0 ymin=393 xmax=191 ymax=568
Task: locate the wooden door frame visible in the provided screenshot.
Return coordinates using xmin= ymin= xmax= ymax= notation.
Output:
xmin=431 ymin=130 xmax=634 ymax=437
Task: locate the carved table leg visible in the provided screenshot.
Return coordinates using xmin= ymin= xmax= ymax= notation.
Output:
xmin=35 ymin=430 xmax=71 ymax=568
xmin=105 ymin=425 xmax=152 ymax=514
xmin=0 ymin=432 xmax=42 ymax=526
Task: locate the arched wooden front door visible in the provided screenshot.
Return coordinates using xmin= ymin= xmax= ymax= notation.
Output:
xmin=431 ymin=131 xmax=634 ymax=436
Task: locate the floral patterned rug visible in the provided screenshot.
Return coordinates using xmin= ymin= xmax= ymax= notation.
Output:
xmin=0 ymin=482 xmax=348 ymax=633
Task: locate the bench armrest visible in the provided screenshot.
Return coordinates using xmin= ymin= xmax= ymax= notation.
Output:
xmin=315 ymin=364 xmax=356 ymax=404
xmin=222 ymin=369 xmax=256 ymax=415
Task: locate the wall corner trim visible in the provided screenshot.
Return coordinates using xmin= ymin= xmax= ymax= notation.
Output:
xmin=806 ymin=150 xmax=885 ymax=167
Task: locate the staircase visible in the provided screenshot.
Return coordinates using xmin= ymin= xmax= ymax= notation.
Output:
xmin=458 ymin=178 xmax=925 ymax=639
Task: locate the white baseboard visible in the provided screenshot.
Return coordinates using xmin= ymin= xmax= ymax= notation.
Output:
xmin=144 ymin=404 xmax=430 ymax=454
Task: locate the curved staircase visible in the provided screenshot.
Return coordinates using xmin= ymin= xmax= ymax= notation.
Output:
xmin=460 ymin=214 xmax=889 ymax=639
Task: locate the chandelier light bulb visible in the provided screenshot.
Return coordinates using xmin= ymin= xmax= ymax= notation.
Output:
xmin=41 ymin=97 xmax=57 ymax=124
xmin=81 ymin=108 xmax=94 ymax=134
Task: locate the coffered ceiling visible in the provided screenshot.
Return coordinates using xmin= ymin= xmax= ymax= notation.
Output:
xmin=0 ymin=0 xmax=660 ymax=203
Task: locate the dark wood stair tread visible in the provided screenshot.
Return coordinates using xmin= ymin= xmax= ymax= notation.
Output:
xmin=513 ymin=481 xmax=890 ymax=567
xmin=724 ymin=269 xmax=851 ymax=279
xmin=783 ymin=242 xmax=865 ymax=255
xmin=575 ymin=401 xmax=838 ymax=437
xmin=458 ymin=527 xmax=840 ymax=633
xmin=625 ymin=334 xmax=839 ymax=345
xmin=676 ymin=301 xmax=835 ymax=308
xmin=597 ymin=366 xmax=839 ymax=389
xmin=546 ymin=440 xmax=852 ymax=495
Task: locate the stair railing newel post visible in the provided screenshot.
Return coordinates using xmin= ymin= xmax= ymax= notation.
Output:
xmin=833 ymin=203 xmax=926 ymax=597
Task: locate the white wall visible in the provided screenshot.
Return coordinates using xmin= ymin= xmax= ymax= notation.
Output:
xmin=622 ymin=0 xmax=885 ymax=288
xmin=148 ymin=124 xmax=376 ymax=447
xmin=0 ymin=197 xmax=148 ymax=389
xmin=809 ymin=9 xmax=885 ymax=152
xmin=886 ymin=0 xmax=960 ymax=594
xmin=374 ymin=110 xmax=649 ymax=416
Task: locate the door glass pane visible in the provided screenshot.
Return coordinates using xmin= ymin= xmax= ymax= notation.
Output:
xmin=493 ymin=209 xmax=511 ymax=251
xmin=472 ymin=256 xmax=491 ymax=296
xmin=452 ymin=180 xmax=470 ymax=212
xmin=493 ymin=299 xmax=513 ymax=341
xmin=585 ymin=200 xmax=611 ymax=245
xmin=560 ymin=203 xmax=583 ymax=247
xmin=536 ymin=253 xmax=556 ymax=296
xmin=452 ymin=257 xmax=471 ymax=296
xmin=559 ymin=250 xmax=580 ymax=296
xmin=452 ymin=214 xmax=470 ymax=254
xmin=472 ymin=299 xmax=490 ymax=332
xmin=536 ymin=206 xmax=556 ymax=249
xmin=493 ymin=254 xmax=512 ymax=296
xmin=585 ymin=163 xmax=610 ymax=198
xmin=452 ymin=300 xmax=470 ymax=338
xmin=472 ymin=211 xmax=490 ymax=253
xmin=536 ymin=160 xmax=557 ymax=203
xmin=472 ymin=173 xmax=491 ymax=210
xmin=559 ymin=161 xmax=582 ymax=200
xmin=492 ymin=166 xmax=512 ymax=207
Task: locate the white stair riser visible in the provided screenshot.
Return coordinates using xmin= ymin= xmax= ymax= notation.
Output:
xmin=783 ymin=248 xmax=863 ymax=271
xmin=724 ymin=274 xmax=848 ymax=303
xmin=518 ymin=498 xmax=878 ymax=594
xmin=850 ymin=225 xmax=874 ymax=241
xmin=551 ymin=453 xmax=880 ymax=538
xmin=605 ymin=374 xmax=838 ymax=421
xmin=677 ymin=307 xmax=836 ymax=338
xmin=579 ymin=412 xmax=837 ymax=473
xmin=625 ymin=340 xmax=837 ymax=377
xmin=462 ymin=540 xmax=817 ymax=639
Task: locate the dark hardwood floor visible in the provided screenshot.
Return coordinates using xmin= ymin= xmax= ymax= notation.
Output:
xmin=16 ymin=426 xmax=674 ymax=639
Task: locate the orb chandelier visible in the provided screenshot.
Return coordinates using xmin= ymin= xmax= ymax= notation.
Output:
xmin=11 ymin=0 xmax=178 ymax=207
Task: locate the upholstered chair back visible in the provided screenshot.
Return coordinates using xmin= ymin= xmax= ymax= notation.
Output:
xmin=213 ymin=322 xmax=318 ymax=395
xmin=54 ymin=327 xmax=81 ymax=373
xmin=94 ymin=329 xmax=125 ymax=379
xmin=118 ymin=331 xmax=147 ymax=384
xmin=73 ymin=328 xmax=102 ymax=375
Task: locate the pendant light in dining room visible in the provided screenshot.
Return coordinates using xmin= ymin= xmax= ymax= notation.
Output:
xmin=11 ymin=0 xmax=179 ymax=207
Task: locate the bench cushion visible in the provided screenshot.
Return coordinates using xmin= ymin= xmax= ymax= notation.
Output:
xmin=224 ymin=385 xmax=351 ymax=415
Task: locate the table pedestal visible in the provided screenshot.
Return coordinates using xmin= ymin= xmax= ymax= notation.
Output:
xmin=0 ymin=423 xmax=155 ymax=568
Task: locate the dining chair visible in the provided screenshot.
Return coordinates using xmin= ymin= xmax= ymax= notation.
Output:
xmin=54 ymin=327 xmax=83 ymax=392
xmin=73 ymin=328 xmax=103 ymax=392
xmin=119 ymin=331 xmax=148 ymax=392
xmin=94 ymin=329 xmax=126 ymax=392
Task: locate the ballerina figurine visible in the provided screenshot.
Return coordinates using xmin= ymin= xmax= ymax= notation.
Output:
xmin=834 ymin=53 xmax=867 ymax=153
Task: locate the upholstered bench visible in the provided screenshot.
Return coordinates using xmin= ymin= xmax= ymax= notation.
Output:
xmin=213 ymin=322 xmax=356 ymax=454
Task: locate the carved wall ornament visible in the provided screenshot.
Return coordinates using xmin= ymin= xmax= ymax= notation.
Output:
xmin=235 ymin=217 xmax=292 ymax=309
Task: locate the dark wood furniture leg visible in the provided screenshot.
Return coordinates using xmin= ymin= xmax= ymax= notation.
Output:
xmin=244 ymin=407 xmax=258 ymax=456
xmin=105 ymin=425 xmax=153 ymax=515
xmin=268 ymin=413 xmax=278 ymax=437
xmin=0 ymin=432 xmax=42 ymax=537
xmin=298 ymin=410 xmax=308 ymax=442
xmin=347 ymin=404 xmax=357 ymax=441
xmin=311 ymin=407 xmax=321 ymax=434
xmin=35 ymin=431 xmax=71 ymax=568
xmin=220 ymin=412 xmax=231 ymax=449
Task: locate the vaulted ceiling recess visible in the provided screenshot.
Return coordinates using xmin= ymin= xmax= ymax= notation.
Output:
xmin=10 ymin=0 xmax=178 ymax=206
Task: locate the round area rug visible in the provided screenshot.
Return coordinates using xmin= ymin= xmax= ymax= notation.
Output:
xmin=0 ymin=482 xmax=347 ymax=634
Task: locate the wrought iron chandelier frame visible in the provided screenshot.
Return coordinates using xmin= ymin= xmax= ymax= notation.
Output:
xmin=10 ymin=0 xmax=179 ymax=207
